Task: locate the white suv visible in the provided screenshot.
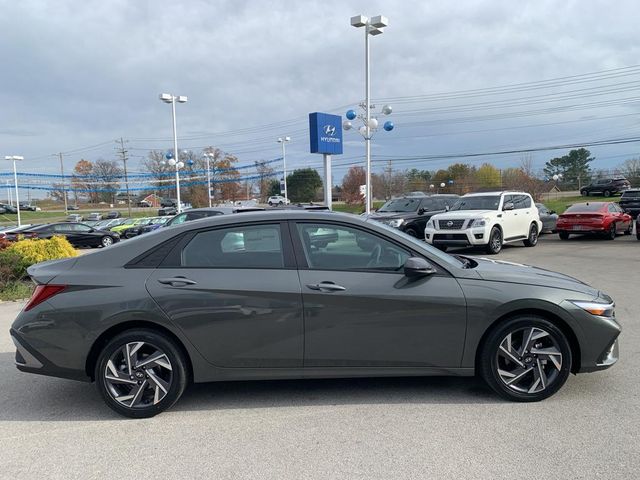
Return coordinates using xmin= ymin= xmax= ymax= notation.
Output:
xmin=268 ymin=195 xmax=290 ymax=206
xmin=424 ymin=191 xmax=542 ymax=254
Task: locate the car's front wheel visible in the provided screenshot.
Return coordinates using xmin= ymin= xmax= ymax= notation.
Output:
xmin=478 ymin=316 xmax=572 ymax=402
xmin=523 ymin=223 xmax=538 ymax=247
xmin=580 ymin=189 xmax=588 ymax=196
xmin=485 ymin=226 xmax=502 ymax=254
xmin=96 ymin=329 xmax=188 ymax=418
xmin=606 ymin=223 xmax=616 ymax=240
xmin=603 ymin=190 xmax=611 ymax=197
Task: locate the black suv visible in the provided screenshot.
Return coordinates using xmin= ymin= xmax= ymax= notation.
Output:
xmin=619 ymin=189 xmax=640 ymax=218
xmin=366 ymin=194 xmax=459 ymax=238
xmin=580 ymin=177 xmax=631 ymax=197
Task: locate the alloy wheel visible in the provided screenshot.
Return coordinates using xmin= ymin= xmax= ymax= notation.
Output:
xmin=103 ymin=341 xmax=173 ymax=409
xmin=101 ymin=236 xmax=113 ymax=247
xmin=496 ymin=327 xmax=562 ymax=394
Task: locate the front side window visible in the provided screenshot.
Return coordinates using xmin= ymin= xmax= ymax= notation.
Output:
xmin=181 ymin=224 xmax=284 ymax=269
xmin=296 ymin=223 xmax=410 ymax=271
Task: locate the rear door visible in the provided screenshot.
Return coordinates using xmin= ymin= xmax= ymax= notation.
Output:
xmin=145 ymin=221 xmax=304 ymax=368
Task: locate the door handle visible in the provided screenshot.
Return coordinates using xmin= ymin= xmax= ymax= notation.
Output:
xmin=306 ymin=281 xmax=346 ymax=292
xmin=158 ymin=277 xmax=197 ymax=287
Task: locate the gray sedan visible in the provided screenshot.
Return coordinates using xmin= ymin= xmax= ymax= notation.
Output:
xmin=536 ymin=203 xmax=558 ymax=233
xmin=10 ymin=211 xmax=620 ymax=417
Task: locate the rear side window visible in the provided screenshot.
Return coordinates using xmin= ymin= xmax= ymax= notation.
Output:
xmin=181 ymin=224 xmax=284 ymax=269
xmin=513 ymin=195 xmax=532 ymax=209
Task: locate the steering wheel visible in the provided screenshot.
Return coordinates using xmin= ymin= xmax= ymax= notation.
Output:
xmin=366 ymin=243 xmax=382 ymax=268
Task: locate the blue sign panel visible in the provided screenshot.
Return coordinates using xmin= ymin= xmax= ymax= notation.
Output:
xmin=309 ymin=112 xmax=343 ymax=155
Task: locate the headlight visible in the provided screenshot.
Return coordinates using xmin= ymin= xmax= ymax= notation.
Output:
xmin=470 ymin=218 xmax=489 ymax=227
xmin=426 ymin=219 xmax=434 ymax=228
xmin=571 ymin=300 xmax=615 ymax=317
xmin=387 ymin=219 xmax=405 ymax=228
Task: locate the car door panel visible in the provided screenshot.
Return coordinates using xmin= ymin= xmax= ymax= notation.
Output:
xmin=145 ymin=222 xmax=304 ymax=368
xmin=293 ymin=221 xmax=467 ymax=368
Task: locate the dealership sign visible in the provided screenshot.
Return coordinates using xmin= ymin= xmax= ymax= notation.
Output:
xmin=309 ymin=112 xmax=343 ymax=155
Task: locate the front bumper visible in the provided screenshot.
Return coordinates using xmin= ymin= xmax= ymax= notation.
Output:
xmin=425 ymin=226 xmax=490 ymax=246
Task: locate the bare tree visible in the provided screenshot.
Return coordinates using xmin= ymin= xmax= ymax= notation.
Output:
xmin=93 ymin=159 xmax=123 ymax=203
xmin=620 ymin=158 xmax=640 ymax=185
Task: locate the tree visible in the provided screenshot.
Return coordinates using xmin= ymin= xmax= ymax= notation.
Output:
xmin=620 ymin=158 xmax=640 ymax=185
xmin=201 ymin=147 xmax=241 ymax=202
xmin=47 ymin=183 xmax=67 ymax=203
xmin=143 ymin=150 xmax=174 ymax=198
xmin=476 ymin=163 xmax=502 ymax=189
xmin=287 ymin=168 xmax=323 ymax=202
xmin=266 ymin=179 xmax=281 ymax=197
xmin=406 ymin=168 xmax=431 ymax=193
xmin=341 ymin=166 xmax=366 ymax=204
xmin=255 ymin=160 xmax=275 ymax=201
xmin=72 ymin=159 xmax=95 ymax=203
xmin=93 ymin=159 xmax=122 ymax=203
xmin=543 ymin=148 xmax=594 ymax=189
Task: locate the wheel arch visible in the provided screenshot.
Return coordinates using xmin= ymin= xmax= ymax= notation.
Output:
xmin=475 ymin=308 xmax=581 ymax=374
xmin=85 ymin=320 xmax=194 ymax=382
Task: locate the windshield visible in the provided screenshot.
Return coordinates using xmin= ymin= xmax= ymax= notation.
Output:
xmin=367 ymin=219 xmax=466 ymax=270
xmin=378 ymin=198 xmax=422 ymax=213
xmin=622 ymin=191 xmax=640 ymax=198
xmin=451 ymin=196 xmax=501 ymax=211
xmin=565 ymin=203 xmax=605 ymax=213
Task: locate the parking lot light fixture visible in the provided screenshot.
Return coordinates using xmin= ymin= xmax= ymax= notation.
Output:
xmin=4 ymin=155 xmax=24 ymax=226
xmin=350 ymin=14 xmax=390 ymax=214
xmin=277 ymin=137 xmax=291 ymax=204
xmin=159 ymin=93 xmax=188 ymax=213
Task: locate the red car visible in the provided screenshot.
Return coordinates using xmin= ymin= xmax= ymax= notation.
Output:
xmin=557 ymin=202 xmax=633 ymax=240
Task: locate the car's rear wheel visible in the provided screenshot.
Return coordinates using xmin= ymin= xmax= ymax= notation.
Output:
xmin=558 ymin=231 xmax=570 ymax=240
xmin=523 ymin=223 xmax=538 ymax=247
xmin=606 ymin=223 xmax=616 ymax=240
xmin=624 ymin=223 xmax=632 ymax=235
xmin=405 ymin=228 xmax=418 ymax=238
xmin=603 ymin=190 xmax=611 ymax=197
xmin=96 ymin=329 xmax=188 ymax=418
xmin=478 ymin=316 xmax=572 ymax=402
xmin=268 ymin=201 xmax=273 ymax=206
xmin=485 ymin=227 xmax=502 ymax=254
xmin=101 ymin=236 xmax=114 ymax=247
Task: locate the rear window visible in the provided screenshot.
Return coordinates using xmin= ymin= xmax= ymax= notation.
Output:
xmin=565 ymin=203 xmax=605 ymax=213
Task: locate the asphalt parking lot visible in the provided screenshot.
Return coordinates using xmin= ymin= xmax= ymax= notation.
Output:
xmin=0 ymin=233 xmax=638 ymax=479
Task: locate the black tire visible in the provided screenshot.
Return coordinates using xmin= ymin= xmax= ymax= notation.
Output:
xmin=101 ymin=236 xmax=114 ymax=248
xmin=436 ymin=245 xmax=448 ymax=252
xmin=523 ymin=223 xmax=538 ymax=247
xmin=624 ymin=223 xmax=632 ymax=235
xmin=478 ymin=315 xmax=572 ymax=402
xmin=95 ymin=329 xmax=188 ymax=418
xmin=405 ymin=228 xmax=418 ymax=238
xmin=603 ymin=190 xmax=611 ymax=197
xmin=485 ymin=226 xmax=502 ymax=254
xmin=558 ymin=231 xmax=570 ymax=240
xmin=268 ymin=201 xmax=273 ymax=206
xmin=606 ymin=223 xmax=616 ymax=240
xmin=580 ymin=189 xmax=588 ymax=196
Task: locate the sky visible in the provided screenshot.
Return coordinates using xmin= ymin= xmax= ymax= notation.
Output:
xmin=2 ymin=0 xmax=640 ymax=192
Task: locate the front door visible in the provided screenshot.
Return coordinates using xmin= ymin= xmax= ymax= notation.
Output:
xmin=145 ymin=222 xmax=304 ymax=368
xmin=292 ymin=221 xmax=467 ymax=368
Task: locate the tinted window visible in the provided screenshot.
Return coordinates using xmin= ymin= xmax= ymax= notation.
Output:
xmin=513 ymin=195 xmax=532 ymax=209
xmin=419 ymin=198 xmax=436 ymax=210
xmin=450 ymin=195 xmax=501 ymax=211
xmin=181 ymin=224 xmax=283 ymax=269
xmin=535 ymin=203 xmax=548 ymax=214
xmin=565 ymin=203 xmax=605 ymax=213
xmin=378 ymin=197 xmax=422 ymax=213
xmin=297 ymin=223 xmax=410 ymax=271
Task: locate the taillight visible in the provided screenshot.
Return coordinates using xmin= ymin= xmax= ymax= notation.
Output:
xmin=24 ymin=285 xmax=66 ymax=311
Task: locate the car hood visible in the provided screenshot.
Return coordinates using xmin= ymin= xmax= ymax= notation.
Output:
xmin=367 ymin=211 xmax=417 ymax=220
xmin=469 ymin=256 xmax=601 ymax=297
xmin=433 ymin=210 xmax=496 ymax=219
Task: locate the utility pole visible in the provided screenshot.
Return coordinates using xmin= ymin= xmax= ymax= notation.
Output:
xmin=54 ymin=153 xmax=69 ymax=214
xmin=116 ymin=137 xmax=132 ymax=217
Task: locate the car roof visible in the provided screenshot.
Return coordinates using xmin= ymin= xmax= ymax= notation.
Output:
xmin=462 ymin=191 xmax=528 ymax=197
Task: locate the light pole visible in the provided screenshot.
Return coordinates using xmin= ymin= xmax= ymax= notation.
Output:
xmin=5 ymin=155 xmax=24 ymax=226
xmin=348 ymin=14 xmax=390 ymax=214
xmin=159 ymin=93 xmax=188 ymax=213
xmin=204 ymin=152 xmax=214 ymax=207
xmin=277 ymin=137 xmax=291 ymax=203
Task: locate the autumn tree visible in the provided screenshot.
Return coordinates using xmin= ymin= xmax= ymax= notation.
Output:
xmin=72 ymin=159 xmax=95 ymax=203
xmin=255 ymin=160 xmax=276 ymax=201
xmin=342 ymin=166 xmax=366 ymax=204
xmin=476 ymin=163 xmax=502 ymax=189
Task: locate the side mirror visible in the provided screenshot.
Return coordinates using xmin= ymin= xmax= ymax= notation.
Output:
xmin=549 ymin=210 xmax=556 ymax=214
xmin=404 ymin=257 xmax=436 ymax=278
xmin=502 ymin=202 xmax=515 ymax=211
xmin=417 ymin=207 xmax=425 ymax=215
xmin=445 ymin=205 xmax=450 ymax=211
